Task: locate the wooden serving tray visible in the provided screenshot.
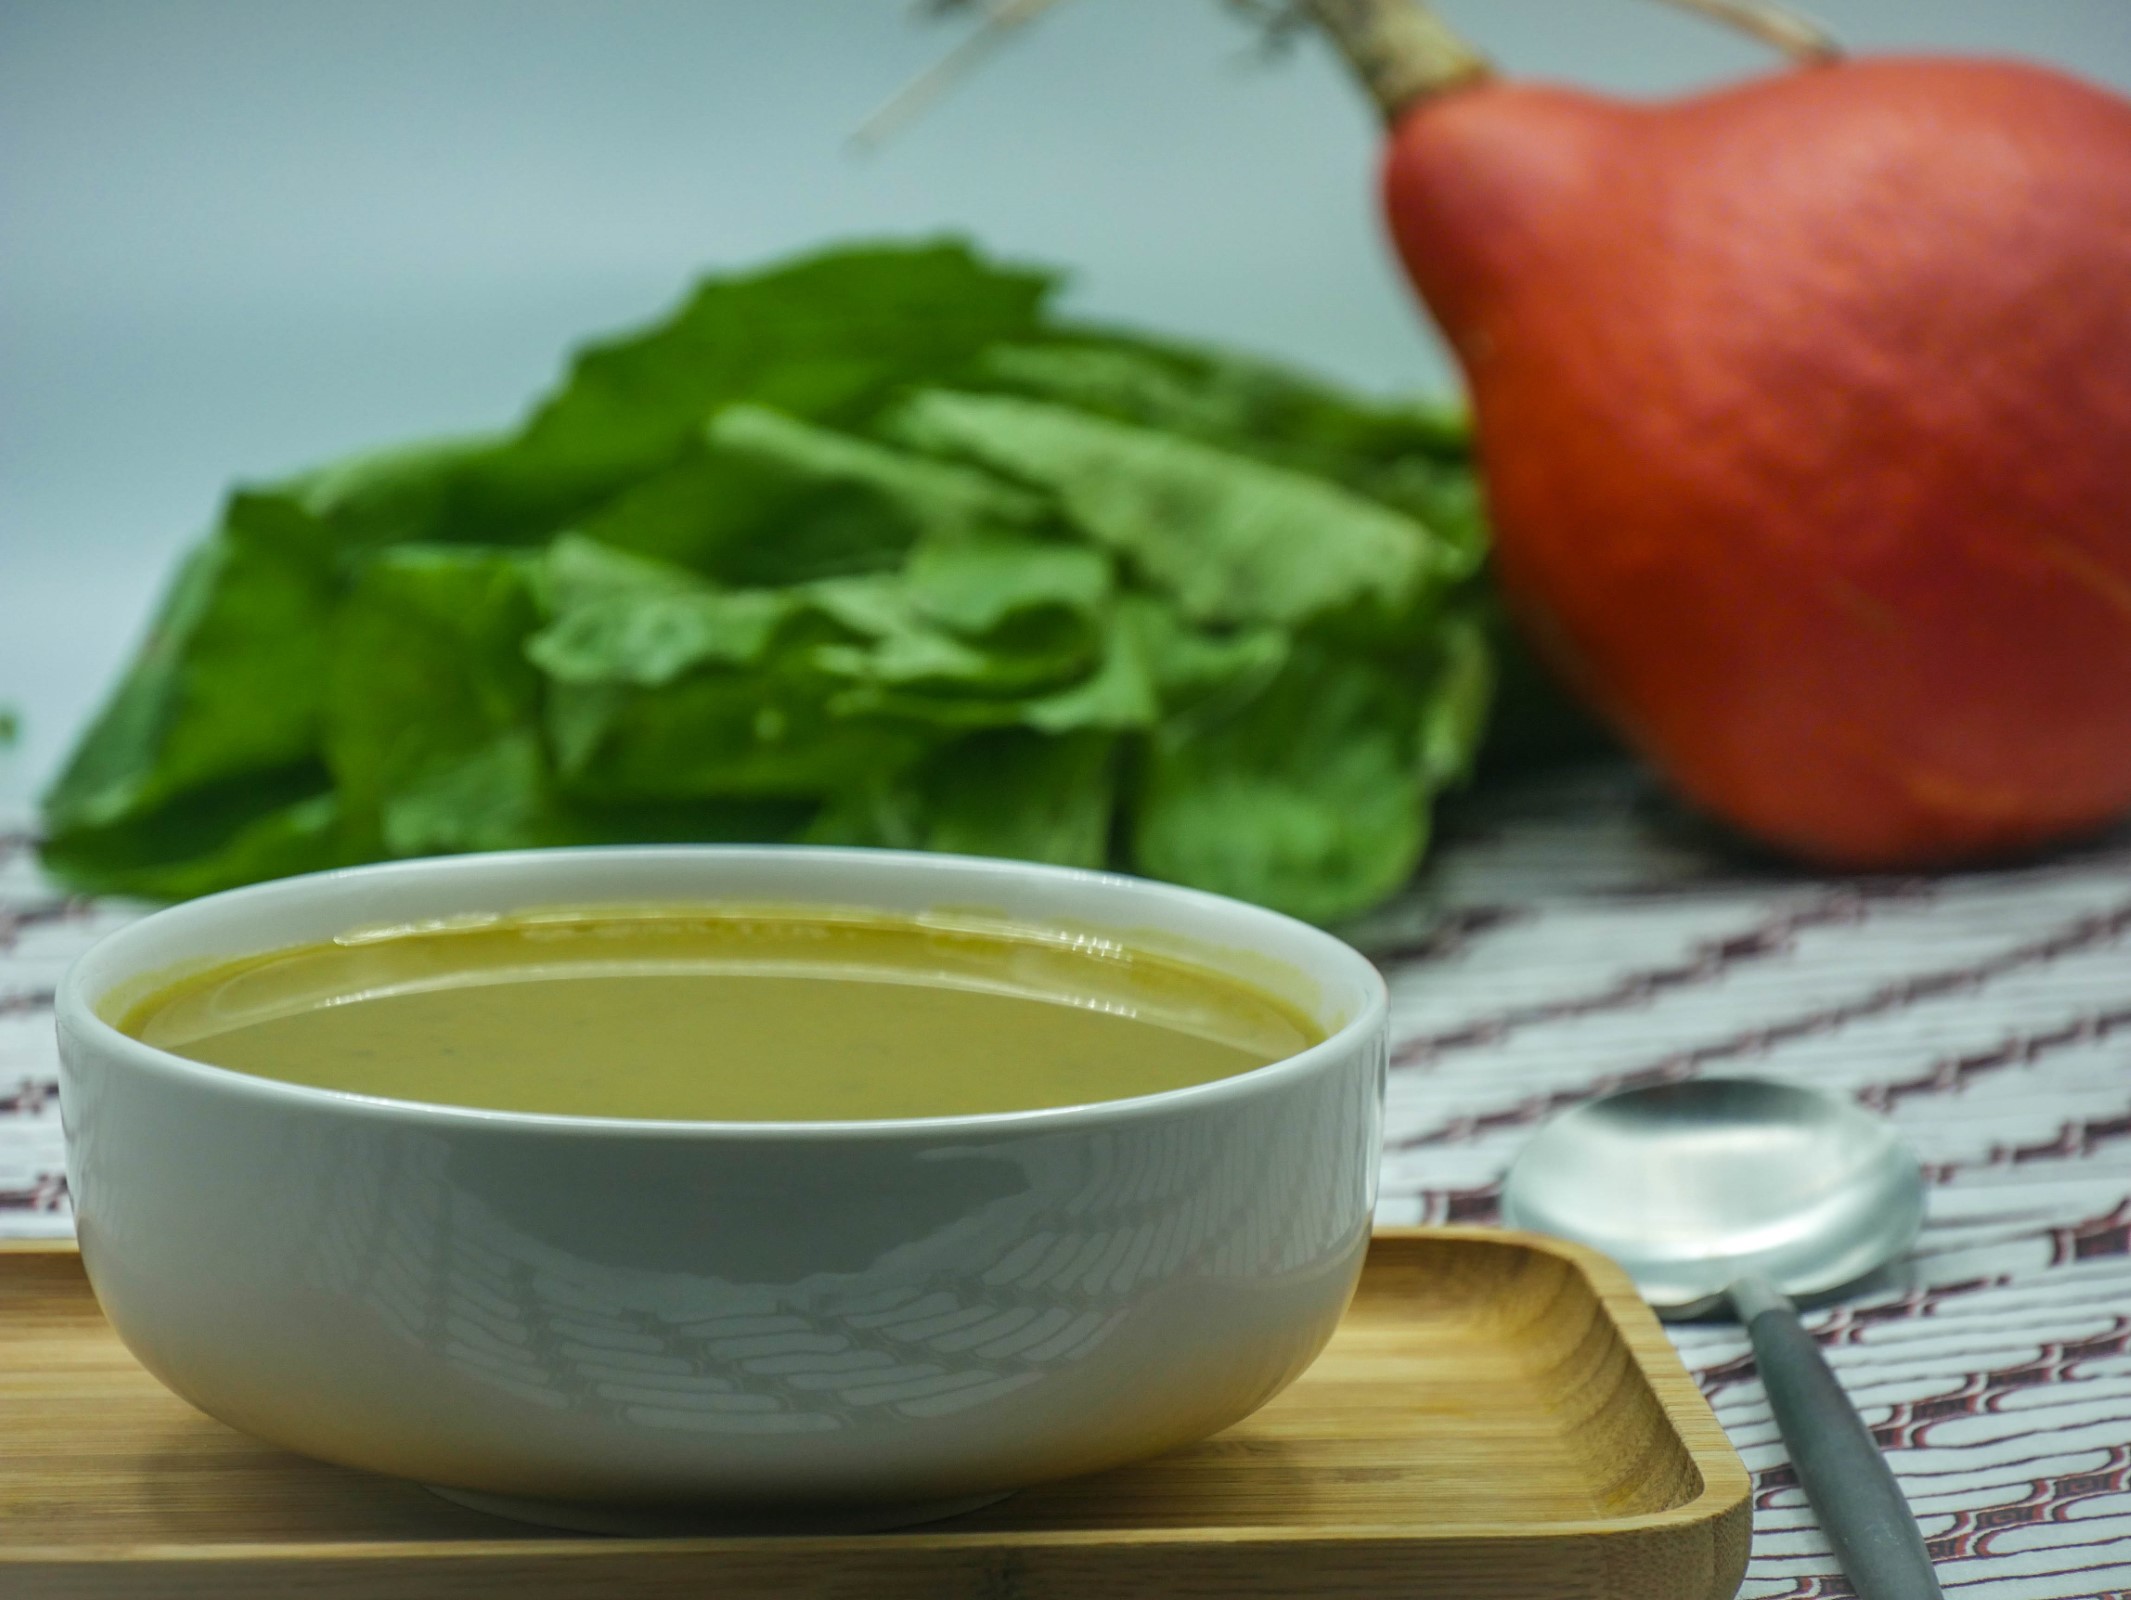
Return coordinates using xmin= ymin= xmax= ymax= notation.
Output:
xmin=0 ymin=1227 xmax=1748 ymax=1599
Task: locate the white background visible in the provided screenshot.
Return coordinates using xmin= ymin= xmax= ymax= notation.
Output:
xmin=6 ymin=0 xmax=2129 ymax=806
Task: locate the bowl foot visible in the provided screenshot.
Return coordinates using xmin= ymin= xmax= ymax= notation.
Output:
xmin=426 ymin=1483 xmax=1015 ymax=1536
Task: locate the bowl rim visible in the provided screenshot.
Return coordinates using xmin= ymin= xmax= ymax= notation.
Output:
xmin=56 ymin=844 xmax=1389 ymax=1141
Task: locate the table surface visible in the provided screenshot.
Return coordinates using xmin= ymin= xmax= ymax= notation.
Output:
xmin=5 ymin=765 xmax=2128 ymax=1599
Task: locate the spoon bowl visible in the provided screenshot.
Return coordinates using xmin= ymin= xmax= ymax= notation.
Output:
xmin=1500 ymin=1077 xmax=1926 ymax=1315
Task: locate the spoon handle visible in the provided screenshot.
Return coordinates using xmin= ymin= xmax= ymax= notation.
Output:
xmin=1731 ymin=1275 xmax=1943 ymax=1600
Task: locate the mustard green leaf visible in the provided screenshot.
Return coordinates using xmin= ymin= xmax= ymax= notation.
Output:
xmin=810 ymin=731 xmax=1116 ymax=870
xmin=890 ymin=391 xmax=1442 ymax=627
xmin=545 ymin=673 xmax=923 ymax=801
xmin=37 ymin=781 xmax=346 ymax=902
xmin=325 ymin=546 xmax=548 ymax=856
xmin=455 ymin=240 xmax=1056 ymax=540
xmin=41 ymin=491 xmax=337 ymax=837
xmin=39 ymin=237 xmax=1501 ymax=919
xmin=1132 ymin=645 xmax=1435 ymax=923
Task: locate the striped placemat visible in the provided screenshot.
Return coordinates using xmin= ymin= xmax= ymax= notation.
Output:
xmin=5 ymin=769 xmax=2128 ymax=1598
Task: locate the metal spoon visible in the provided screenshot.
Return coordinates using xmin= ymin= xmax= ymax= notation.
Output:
xmin=1501 ymin=1076 xmax=1941 ymax=1600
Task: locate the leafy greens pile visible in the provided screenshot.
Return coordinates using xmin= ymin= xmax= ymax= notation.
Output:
xmin=40 ymin=241 xmax=1495 ymax=923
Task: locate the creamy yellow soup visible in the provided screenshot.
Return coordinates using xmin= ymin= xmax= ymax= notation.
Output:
xmin=120 ymin=907 xmax=1321 ymax=1121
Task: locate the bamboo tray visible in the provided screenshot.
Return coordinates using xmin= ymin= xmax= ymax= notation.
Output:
xmin=0 ymin=1226 xmax=1748 ymax=1598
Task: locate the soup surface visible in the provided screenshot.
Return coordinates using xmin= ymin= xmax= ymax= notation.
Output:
xmin=119 ymin=907 xmax=1321 ymax=1121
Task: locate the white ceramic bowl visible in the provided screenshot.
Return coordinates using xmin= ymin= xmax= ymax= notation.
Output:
xmin=57 ymin=847 xmax=1386 ymax=1530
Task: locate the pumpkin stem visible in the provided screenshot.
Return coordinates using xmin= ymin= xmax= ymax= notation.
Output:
xmin=1639 ymin=0 xmax=1841 ymax=63
xmin=1299 ymin=0 xmax=1492 ymax=125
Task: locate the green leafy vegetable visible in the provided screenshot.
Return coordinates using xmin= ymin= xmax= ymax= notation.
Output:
xmin=889 ymin=390 xmax=1441 ymax=629
xmin=574 ymin=403 xmax=1046 ymax=580
xmin=41 ymin=239 xmax=1503 ymax=923
xmin=325 ymin=546 xmax=549 ymax=857
xmin=41 ymin=494 xmax=334 ymax=838
xmin=970 ymin=332 xmax=1485 ymax=572
xmin=811 ymin=729 xmax=1118 ymax=869
xmin=471 ymin=240 xmax=1054 ymax=534
xmin=1133 ymin=643 xmax=1451 ymax=924
xmin=529 ymin=538 xmax=796 ymax=689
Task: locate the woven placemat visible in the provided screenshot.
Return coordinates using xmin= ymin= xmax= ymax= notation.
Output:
xmin=7 ymin=767 xmax=2128 ymax=1598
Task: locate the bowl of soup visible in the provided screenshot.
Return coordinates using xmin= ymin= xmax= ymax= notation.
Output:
xmin=57 ymin=847 xmax=1386 ymax=1531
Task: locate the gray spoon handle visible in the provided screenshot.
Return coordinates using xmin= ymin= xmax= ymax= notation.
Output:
xmin=1730 ymin=1275 xmax=1942 ymax=1600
